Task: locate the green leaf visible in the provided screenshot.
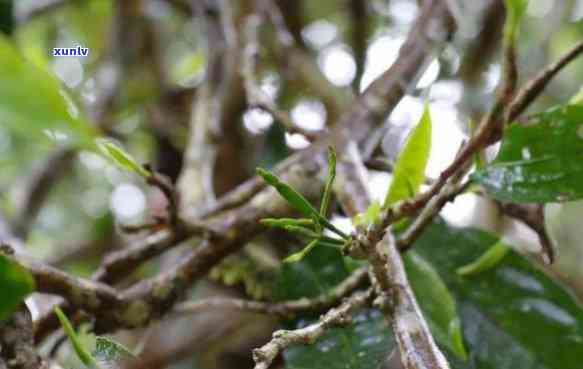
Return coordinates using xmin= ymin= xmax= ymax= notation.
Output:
xmin=257 ymin=167 xmax=320 ymax=218
xmin=257 ymin=168 xmax=349 ymax=239
xmin=456 ymin=241 xmax=510 ymax=276
xmin=171 ymin=51 xmax=205 ymax=85
xmin=284 ymin=239 xmax=320 ymax=263
xmin=54 ymin=307 xmax=99 ymax=369
xmin=384 ymin=104 xmax=432 ymax=208
xmin=260 ymin=218 xmax=315 ymax=229
xmin=275 ymin=243 xmax=350 ymax=300
xmin=352 ymin=200 xmax=381 ymax=227
xmin=275 ymin=246 xmax=393 ymax=369
xmin=411 ymin=218 xmax=583 ymax=368
xmin=0 ymin=254 xmax=35 ymax=321
xmin=0 ymin=34 xmax=96 ymax=147
xmin=404 ymin=251 xmax=467 ymax=360
xmin=472 ymin=105 xmax=583 ymax=203
xmin=282 ymin=225 xmax=321 ymax=239
xmin=503 ymin=0 xmax=528 ymax=42
xmin=319 ymin=146 xmax=336 ymax=217
xmin=97 ymin=139 xmax=151 ymax=178
xmin=93 ymin=336 xmax=135 ymax=363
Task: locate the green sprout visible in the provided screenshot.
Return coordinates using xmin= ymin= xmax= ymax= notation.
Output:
xmin=257 ymin=146 xmax=350 ymax=262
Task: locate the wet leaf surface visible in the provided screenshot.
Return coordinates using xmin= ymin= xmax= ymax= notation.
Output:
xmin=473 ymin=105 xmax=583 ymax=203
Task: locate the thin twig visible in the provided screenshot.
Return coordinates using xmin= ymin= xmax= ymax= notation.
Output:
xmin=242 ymin=14 xmax=320 ymax=140
xmin=498 ymin=202 xmax=555 ymax=264
xmin=175 ymin=266 xmax=368 ymax=317
xmin=252 ymin=288 xmax=374 ymax=369
xmin=506 ymin=40 xmax=583 ymax=123
xmin=13 ymin=149 xmax=75 ymax=240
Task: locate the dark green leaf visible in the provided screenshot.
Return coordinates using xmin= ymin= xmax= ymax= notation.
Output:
xmin=0 ymin=0 xmax=12 ymax=35
xmin=284 ymin=309 xmax=394 ymax=369
xmin=275 ymin=246 xmax=392 ymax=369
xmin=404 ymin=251 xmax=467 ymax=360
xmin=384 ymin=104 xmax=432 ymax=207
xmin=275 ymin=242 xmax=350 ymax=300
xmin=0 ymin=34 xmax=96 ymax=147
xmin=472 ymin=105 xmax=583 ymax=203
xmin=0 ymin=254 xmax=35 ymax=321
xmin=411 ymin=219 xmax=583 ymax=368
xmin=97 ymin=139 xmax=151 ymax=178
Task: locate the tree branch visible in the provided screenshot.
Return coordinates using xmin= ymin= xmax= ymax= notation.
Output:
xmin=252 ymin=288 xmax=374 ymax=369
xmin=174 ymin=266 xmax=368 ymax=317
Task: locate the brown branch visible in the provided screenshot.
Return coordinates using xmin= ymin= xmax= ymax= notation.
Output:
xmin=348 ymin=0 xmax=369 ymax=92
xmin=92 ymin=228 xmax=181 ymax=283
xmin=458 ymin=0 xmax=505 ymax=86
xmin=506 ymin=40 xmax=583 ymax=122
xmin=499 ymin=202 xmax=554 ymax=264
xmin=12 ymin=149 xmax=75 ymax=240
xmin=332 ymin=142 xmax=450 ymax=368
xmin=375 ymin=232 xmax=450 ymax=369
xmin=334 ymin=141 xmax=372 ymax=217
xmin=252 ymin=288 xmax=374 ymax=369
xmin=174 ymin=266 xmax=368 ymax=317
xmin=0 ymin=305 xmax=46 ymax=369
xmin=32 ymin=0 xmax=455 ymax=341
xmin=397 ymin=178 xmax=470 ymax=251
xmin=242 ymin=14 xmax=320 ymax=140
xmin=260 ymin=0 xmax=352 ymax=124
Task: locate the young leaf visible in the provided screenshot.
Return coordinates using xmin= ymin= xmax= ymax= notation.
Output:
xmin=260 ymin=218 xmax=315 ymax=229
xmin=0 ymin=34 xmax=96 ymax=147
xmin=283 ymin=225 xmax=321 ymax=239
xmin=503 ymin=0 xmax=528 ymax=42
xmin=319 ymin=146 xmax=336 ymax=216
xmin=0 ymin=254 xmax=35 ymax=321
xmin=97 ymin=139 xmax=151 ymax=178
xmin=384 ymin=104 xmax=432 ymax=208
xmin=54 ymin=306 xmax=99 ymax=369
xmin=404 ymin=251 xmax=467 ymax=360
xmin=353 ymin=200 xmax=381 ymax=227
xmin=472 ymin=105 xmax=583 ymax=203
xmin=284 ymin=239 xmax=320 ymax=263
xmin=456 ymin=240 xmax=510 ymax=276
xmin=257 ymin=168 xmax=349 ymax=240
xmin=256 ymin=168 xmax=320 ymax=218
xmin=93 ymin=336 xmax=135 ymax=363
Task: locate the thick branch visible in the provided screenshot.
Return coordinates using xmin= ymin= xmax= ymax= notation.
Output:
xmin=375 ymin=232 xmax=450 ymax=369
xmin=0 ymin=305 xmax=46 ymax=369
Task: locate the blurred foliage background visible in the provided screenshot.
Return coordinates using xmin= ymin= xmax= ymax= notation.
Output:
xmin=2 ymin=0 xmax=583 ymax=368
